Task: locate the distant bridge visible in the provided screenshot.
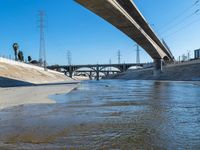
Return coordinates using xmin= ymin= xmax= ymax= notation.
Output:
xmin=74 ymin=70 xmax=120 ymax=80
xmin=75 ymin=0 xmax=175 ymax=75
xmin=48 ymin=63 xmax=144 ymax=80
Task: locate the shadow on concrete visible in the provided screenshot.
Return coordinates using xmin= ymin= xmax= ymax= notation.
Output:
xmin=0 ymin=77 xmax=80 ymax=88
xmin=37 ymin=81 xmax=80 ymax=86
xmin=0 ymin=77 xmax=35 ymax=88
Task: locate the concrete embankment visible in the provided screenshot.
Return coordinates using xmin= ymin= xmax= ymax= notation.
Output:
xmin=107 ymin=60 xmax=200 ymax=81
xmin=0 ymin=57 xmax=81 ymax=109
xmin=0 ymin=84 xmax=78 ymax=110
xmin=0 ymin=57 xmax=75 ymax=87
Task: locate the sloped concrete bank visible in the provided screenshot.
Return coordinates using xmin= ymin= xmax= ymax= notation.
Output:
xmin=0 ymin=57 xmax=75 ymax=87
xmin=0 ymin=84 xmax=79 ymax=110
xmin=0 ymin=57 xmax=81 ymax=109
xmin=107 ymin=60 xmax=200 ymax=81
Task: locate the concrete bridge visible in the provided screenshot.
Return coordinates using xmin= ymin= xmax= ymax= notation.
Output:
xmin=75 ymin=0 xmax=175 ymax=75
xmin=48 ymin=63 xmax=144 ymax=80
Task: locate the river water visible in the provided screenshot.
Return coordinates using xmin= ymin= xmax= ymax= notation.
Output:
xmin=0 ymin=80 xmax=200 ymax=149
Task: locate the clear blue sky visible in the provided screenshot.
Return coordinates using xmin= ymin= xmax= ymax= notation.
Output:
xmin=0 ymin=0 xmax=199 ymax=65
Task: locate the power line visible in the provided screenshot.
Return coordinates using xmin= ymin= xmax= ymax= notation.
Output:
xmin=159 ymin=0 xmax=200 ymax=31
xmin=163 ymin=16 xmax=200 ymax=38
xmin=160 ymin=8 xmax=200 ymax=34
xmin=194 ymin=0 xmax=200 ymax=5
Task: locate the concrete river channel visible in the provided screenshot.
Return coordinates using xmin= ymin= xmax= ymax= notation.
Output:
xmin=0 ymin=80 xmax=200 ymax=149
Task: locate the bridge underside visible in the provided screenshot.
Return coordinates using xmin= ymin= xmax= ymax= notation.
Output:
xmin=48 ymin=63 xmax=143 ymax=80
xmin=75 ymin=0 xmax=174 ymax=62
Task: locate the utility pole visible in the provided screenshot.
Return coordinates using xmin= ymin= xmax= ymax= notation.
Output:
xmin=38 ymin=10 xmax=47 ymax=71
xmin=109 ymin=58 xmax=112 ymax=71
xmin=67 ymin=50 xmax=72 ymax=65
xmin=136 ymin=44 xmax=140 ymax=64
xmin=187 ymin=50 xmax=191 ymax=61
xmin=117 ymin=50 xmax=121 ymax=64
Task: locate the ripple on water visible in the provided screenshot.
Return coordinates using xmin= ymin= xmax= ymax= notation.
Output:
xmin=1 ymin=80 xmax=200 ymax=149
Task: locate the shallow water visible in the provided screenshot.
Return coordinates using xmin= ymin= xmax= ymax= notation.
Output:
xmin=0 ymin=80 xmax=200 ymax=149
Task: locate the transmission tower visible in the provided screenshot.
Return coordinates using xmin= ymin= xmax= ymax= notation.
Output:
xmin=136 ymin=45 xmax=140 ymax=64
xmin=67 ymin=50 xmax=72 ymax=65
xmin=117 ymin=50 xmax=121 ymax=64
xmin=38 ymin=10 xmax=47 ymax=70
xmin=187 ymin=50 xmax=191 ymax=60
xmin=109 ymin=58 xmax=112 ymax=71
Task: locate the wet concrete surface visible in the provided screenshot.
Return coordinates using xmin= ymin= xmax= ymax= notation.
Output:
xmin=0 ymin=80 xmax=200 ymax=149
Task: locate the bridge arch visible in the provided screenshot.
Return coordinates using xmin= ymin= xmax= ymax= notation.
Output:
xmin=100 ymin=66 xmax=121 ymax=72
xmin=72 ymin=67 xmax=96 ymax=77
xmin=75 ymin=72 xmax=95 ymax=80
xmin=127 ymin=65 xmax=143 ymax=70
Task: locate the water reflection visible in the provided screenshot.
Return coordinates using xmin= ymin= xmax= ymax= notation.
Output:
xmin=0 ymin=80 xmax=200 ymax=149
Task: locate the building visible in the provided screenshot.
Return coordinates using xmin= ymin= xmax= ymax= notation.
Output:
xmin=194 ymin=49 xmax=200 ymax=59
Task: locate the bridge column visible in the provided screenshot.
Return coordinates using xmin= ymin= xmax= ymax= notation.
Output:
xmin=69 ymin=66 xmax=73 ymax=78
xmin=122 ymin=64 xmax=126 ymax=72
xmin=154 ymin=59 xmax=162 ymax=76
xmin=106 ymin=71 xmax=109 ymax=76
xmin=64 ymin=71 xmax=67 ymax=76
xmin=89 ymin=71 xmax=92 ymax=80
xmin=96 ymin=65 xmax=100 ymax=80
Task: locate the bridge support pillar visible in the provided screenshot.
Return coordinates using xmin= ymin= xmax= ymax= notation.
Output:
xmin=69 ymin=66 xmax=73 ymax=78
xmin=96 ymin=65 xmax=100 ymax=80
xmin=69 ymin=72 xmax=73 ymax=78
xmin=106 ymin=71 xmax=109 ymax=76
xmin=122 ymin=64 xmax=126 ymax=72
xmin=154 ymin=59 xmax=162 ymax=76
xmin=89 ymin=71 xmax=92 ymax=80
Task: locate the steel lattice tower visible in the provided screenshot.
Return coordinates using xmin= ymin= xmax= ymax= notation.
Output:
xmin=118 ymin=50 xmax=121 ymax=64
xmin=67 ymin=50 xmax=72 ymax=65
xmin=39 ymin=11 xmax=47 ymax=70
xmin=136 ymin=45 xmax=140 ymax=64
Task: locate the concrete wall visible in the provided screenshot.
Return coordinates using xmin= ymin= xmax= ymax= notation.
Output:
xmin=0 ymin=57 xmax=73 ymax=87
xmin=107 ymin=60 xmax=200 ymax=81
xmin=0 ymin=57 xmax=64 ymax=75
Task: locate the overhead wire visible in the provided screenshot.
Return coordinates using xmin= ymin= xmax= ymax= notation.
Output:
xmin=158 ymin=0 xmax=199 ymax=33
xmin=160 ymin=8 xmax=199 ymax=34
xmin=163 ymin=15 xmax=200 ymax=38
xmin=157 ymin=0 xmax=200 ymax=39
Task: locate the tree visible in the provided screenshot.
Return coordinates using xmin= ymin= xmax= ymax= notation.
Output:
xmin=18 ymin=51 xmax=24 ymax=62
xmin=182 ymin=54 xmax=187 ymax=62
xmin=28 ymin=56 xmax=32 ymax=62
xmin=12 ymin=43 xmax=19 ymax=61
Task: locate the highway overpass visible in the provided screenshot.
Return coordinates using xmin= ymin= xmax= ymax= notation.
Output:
xmin=75 ymin=0 xmax=175 ymax=74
